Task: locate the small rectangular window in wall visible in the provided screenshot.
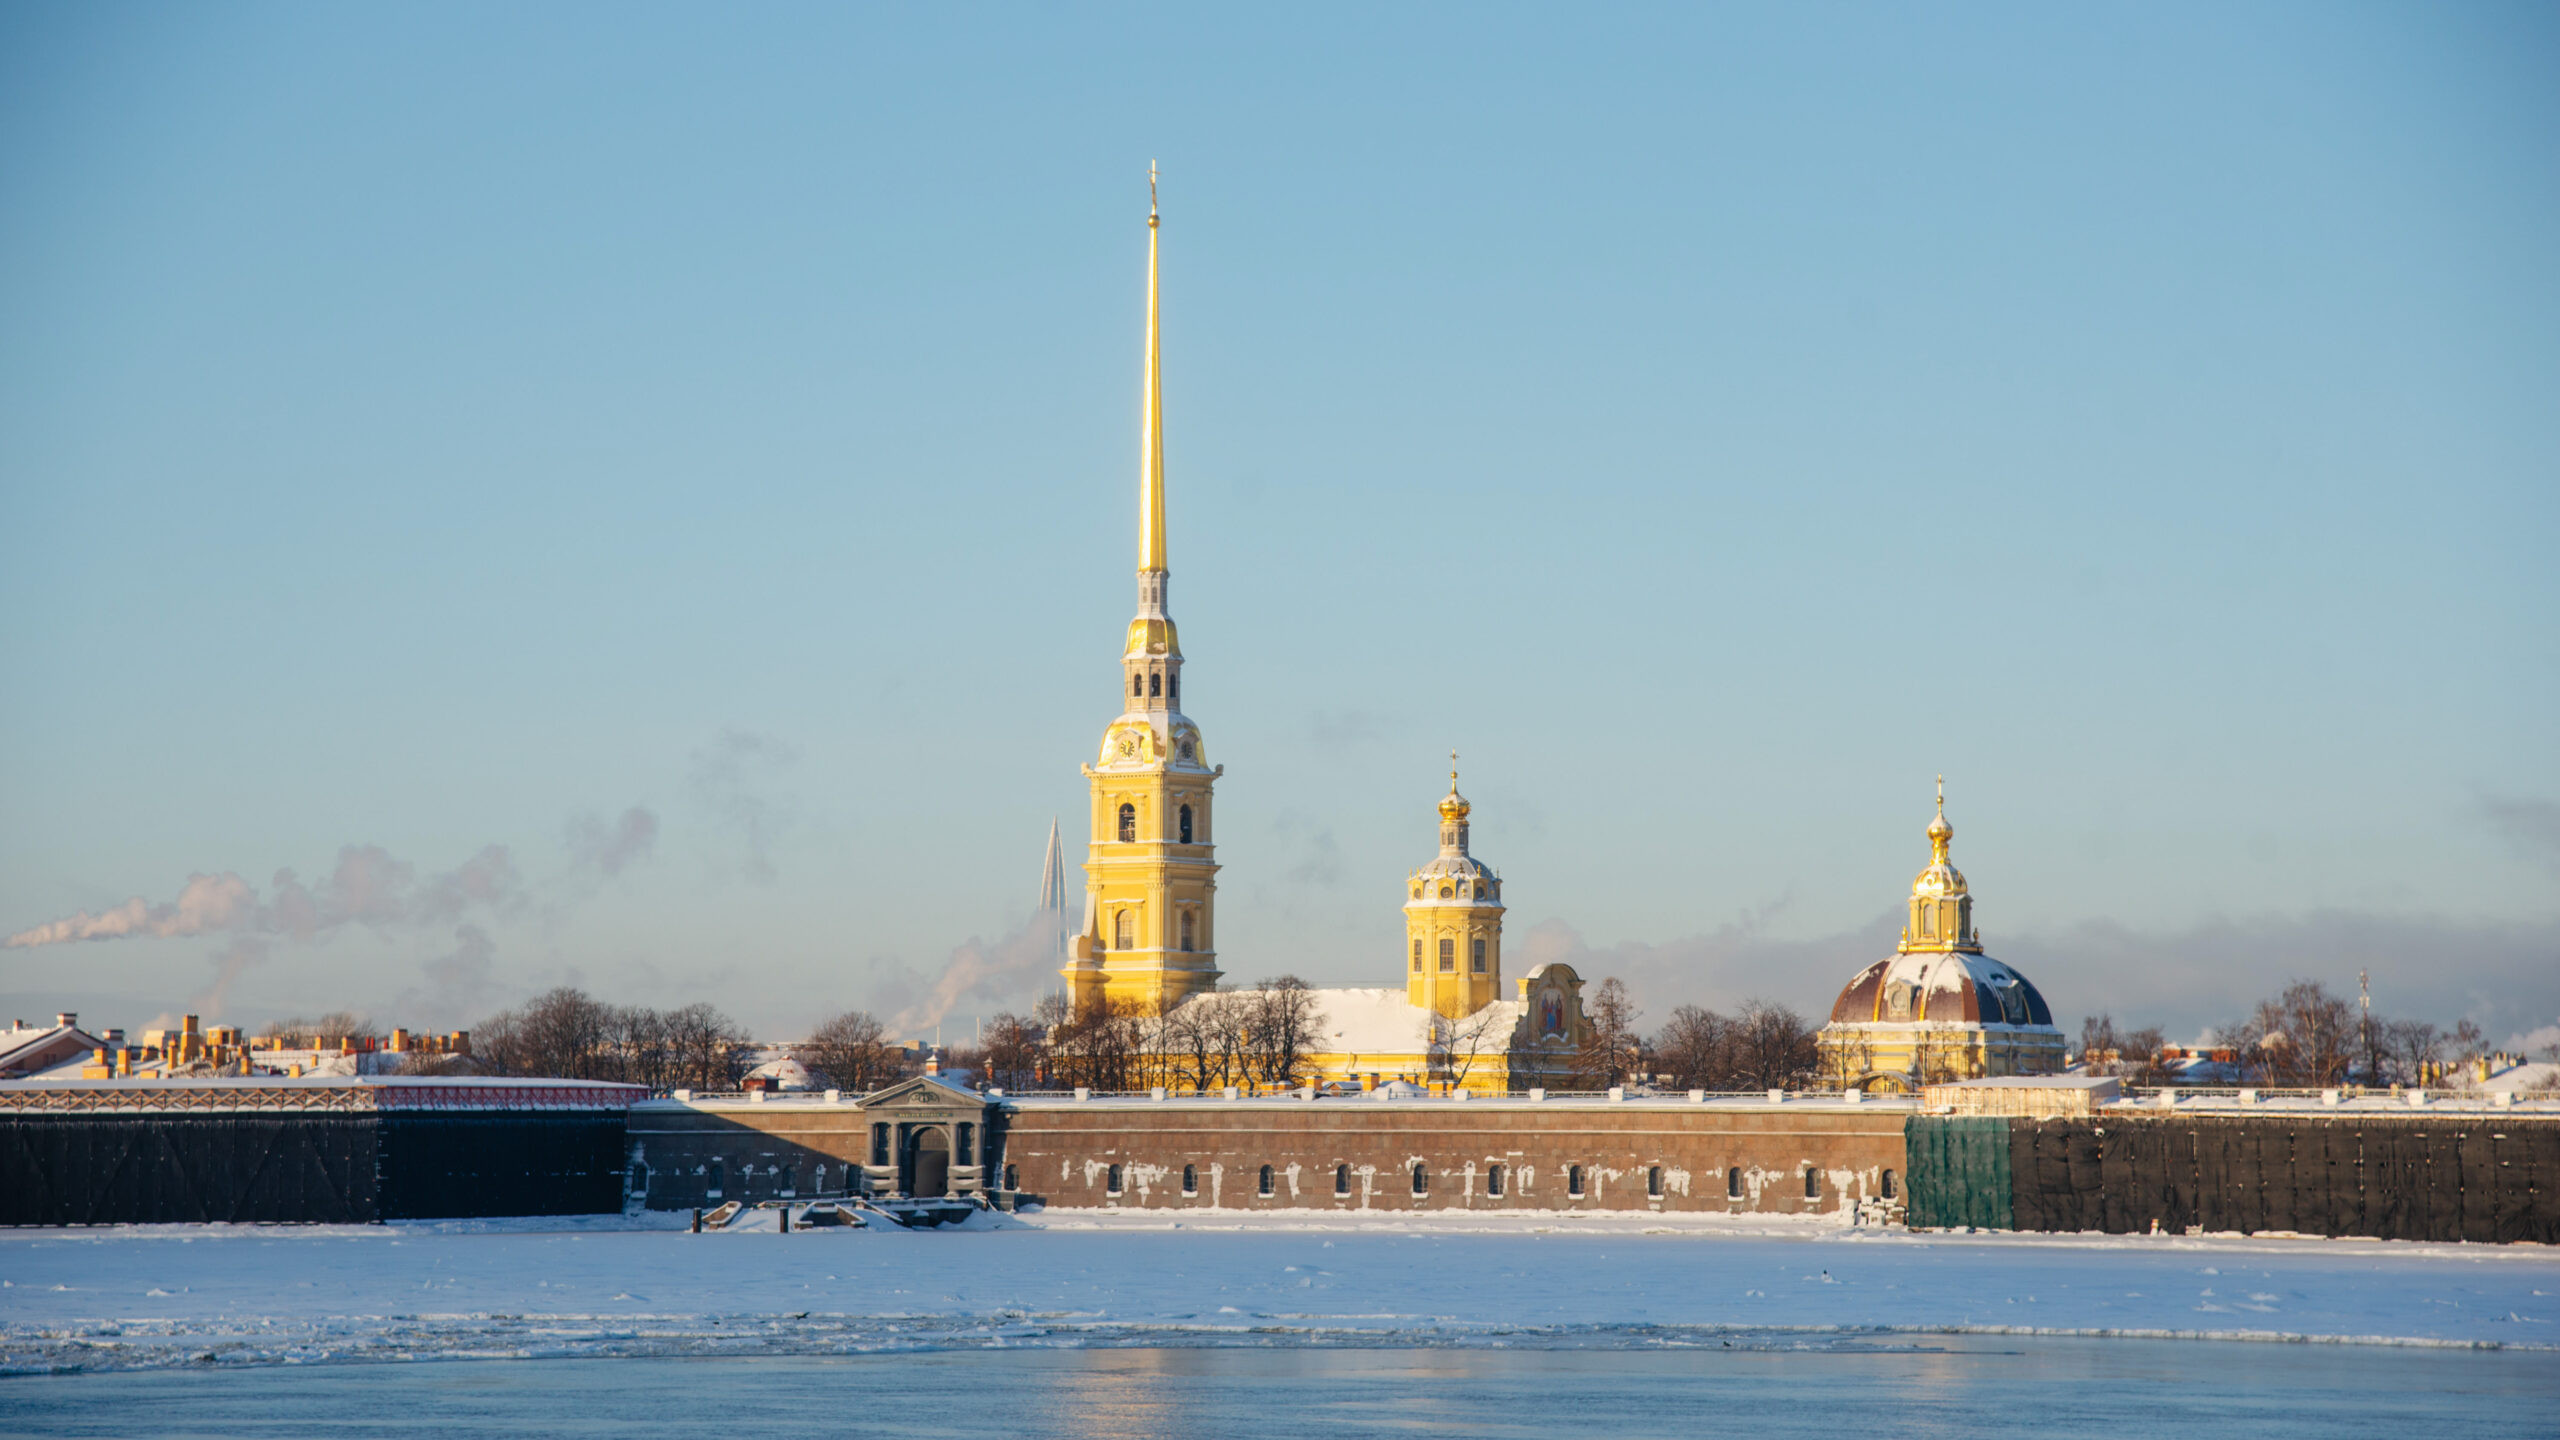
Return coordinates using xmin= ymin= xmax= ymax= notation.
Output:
xmin=1471 ymin=938 xmax=1486 ymax=973
xmin=1487 ymin=1164 xmax=1504 ymax=1197
xmin=1439 ymin=938 xmax=1454 ymax=972
xmin=1568 ymin=1164 xmax=1584 ymax=1198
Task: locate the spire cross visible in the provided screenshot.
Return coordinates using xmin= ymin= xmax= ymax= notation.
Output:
xmin=1148 ymin=159 xmax=1159 ymax=219
xmin=1450 ymin=749 xmax=1460 ymax=789
xmin=1936 ymin=774 xmax=1945 ymax=815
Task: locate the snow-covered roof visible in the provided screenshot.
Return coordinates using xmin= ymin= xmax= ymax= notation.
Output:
xmin=1306 ymin=988 xmax=1522 ymax=1058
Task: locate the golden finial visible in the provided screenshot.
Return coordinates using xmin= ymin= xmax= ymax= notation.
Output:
xmin=1439 ymin=750 xmax=1471 ymax=821
xmin=1928 ymin=775 xmax=1953 ymax=856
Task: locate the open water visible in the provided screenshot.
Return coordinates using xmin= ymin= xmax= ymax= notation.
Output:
xmin=5 ymin=1338 xmax=2555 ymax=1439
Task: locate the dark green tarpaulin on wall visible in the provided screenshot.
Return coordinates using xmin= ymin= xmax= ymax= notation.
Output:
xmin=1903 ymin=1116 xmax=2011 ymax=1230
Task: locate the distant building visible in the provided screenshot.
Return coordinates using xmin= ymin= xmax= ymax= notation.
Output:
xmin=1818 ymin=784 xmax=2066 ymax=1089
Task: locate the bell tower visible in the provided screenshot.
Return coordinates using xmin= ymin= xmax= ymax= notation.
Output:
xmin=1403 ymin=759 xmax=1504 ymax=1018
xmin=1063 ymin=165 xmax=1222 ymax=1016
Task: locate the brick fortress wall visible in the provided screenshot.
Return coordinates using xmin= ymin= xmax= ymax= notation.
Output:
xmin=997 ymin=1097 xmax=1913 ymax=1215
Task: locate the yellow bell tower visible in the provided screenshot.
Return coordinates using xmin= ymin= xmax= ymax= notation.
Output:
xmin=1404 ymin=759 xmax=1504 ymax=1018
xmin=1063 ymin=165 xmax=1222 ymax=1016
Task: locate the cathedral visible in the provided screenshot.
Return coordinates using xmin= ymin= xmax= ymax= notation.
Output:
xmin=1815 ymin=784 xmax=2066 ymax=1088
xmin=1057 ymin=177 xmax=1591 ymax=1094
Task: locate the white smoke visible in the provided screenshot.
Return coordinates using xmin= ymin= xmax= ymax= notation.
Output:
xmin=5 ymin=872 xmax=257 ymax=948
xmin=887 ymin=909 xmax=1071 ymax=1039
xmin=567 ymin=806 xmax=659 ymax=876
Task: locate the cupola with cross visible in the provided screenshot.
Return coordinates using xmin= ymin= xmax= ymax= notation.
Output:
xmin=1404 ymin=757 xmax=1505 ymax=1018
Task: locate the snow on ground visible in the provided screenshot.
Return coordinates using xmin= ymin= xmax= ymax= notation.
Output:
xmin=2 ymin=1207 xmax=2554 ymax=1373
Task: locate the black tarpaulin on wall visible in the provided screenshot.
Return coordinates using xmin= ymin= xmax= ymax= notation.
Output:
xmin=1975 ymin=1115 xmax=2560 ymax=1244
xmin=2 ymin=1110 xmax=630 ymax=1226
xmin=0 ymin=1115 xmax=381 ymax=1225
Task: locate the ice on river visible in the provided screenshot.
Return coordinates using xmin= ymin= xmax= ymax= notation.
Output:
xmin=3 ymin=1206 xmax=2553 ymax=1373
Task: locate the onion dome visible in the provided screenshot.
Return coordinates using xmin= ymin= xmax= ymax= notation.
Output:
xmin=1439 ymin=782 xmax=1471 ymax=823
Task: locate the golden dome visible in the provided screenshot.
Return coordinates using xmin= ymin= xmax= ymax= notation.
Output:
xmin=1123 ymin=616 xmax=1181 ymax=658
xmin=1439 ymin=753 xmax=1470 ymax=820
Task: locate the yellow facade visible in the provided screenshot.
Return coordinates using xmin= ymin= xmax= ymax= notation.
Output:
xmin=1063 ymin=174 xmax=1222 ymax=1016
xmin=1404 ymin=771 xmax=1504 ymax=1018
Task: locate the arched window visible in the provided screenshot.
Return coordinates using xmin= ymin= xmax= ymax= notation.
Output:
xmin=1647 ymin=1166 xmax=1663 ymax=1198
xmin=708 ymin=1160 xmax=725 ymax=1196
xmin=1107 ymin=1164 xmax=1123 ymax=1195
xmin=1334 ymin=1164 xmax=1350 ymax=1197
xmin=1471 ymin=938 xmax=1487 ymax=973
xmin=1149 ymin=672 xmax=1161 ymax=697
xmin=1487 ymin=1164 xmax=1504 ymax=1197
xmin=1727 ymin=1166 xmax=1744 ymax=1200
xmin=1258 ymin=1164 xmax=1275 ymax=1197
xmin=1804 ymin=1167 xmax=1821 ymax=1200
xmin=1920 ymin=906 xmax=1936 ymax=938
xmin=1114 ymin=909 xmax=1133 ymax=949
xmin=1568 ymin=1164 xmax=1585 ymax=1198
xmin=629 ymin=1161 xmax=650 ymax=1196
xmin=1471 ymin=882 xmax=1483 ymax=899
xmin=1131 ymin=673 xmax=1142 ymax=697
xmin=1004 ymin=1164 xmax=1018 ymax=1192
xmin=1881 ymin=1168 xmax=1898 ymax=1200
xmin=1411 ymin=1163 xmax=1429 ymax=1196
xmin=778 ymin=1166 xmax=795 ymax=1194
xmin=1169 ymin=673 xmax=1179 ymax=704
xmin=1439 ymin=938 xmax=1455 ymax=972
xmin=1439 ymin=884 xmax=1454 ymax=899
xmin=1182 ymin=1164 xmax=1197 ymax=1195
xmin=1117 ymin=803 xmax=1137 ymax=843
xmin=1411 ymin=939 xmax=1422 ymax=972
xmin=1178 ymin=804 xmax=1193 ymax=843
xmin=1410 ymin=885 xmax=1421 ymax=899
xmin=1180 ymin=911 xmax=1195 ymax=952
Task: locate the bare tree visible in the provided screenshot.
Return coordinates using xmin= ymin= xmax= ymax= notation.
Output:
xmin=1241 ymin=976 xmax=1324 ymax=1089
xmin=798 ymin=1009 xmax=900 ymax=1094
xmin=661 ymin=1002 xmax=750 ymax=1091
xmin=1430 ymin=1003 xmax=1513 ymax=1092
xmin=1160 ymin=992 xmax=1248 ymax=1094
xmin=1575 ymin=977 xmax=1641 ymax=1088
xmin=1727 ymin=998 xmax=1818 ymax=1091
xmin=977 ymin=1010 xmax=1046 ymax=1092
xmin=1653 ymin=1004 xmax=1731 ymax=1089
xmin=2076 ymin=1013 xmax=2165 ymax=1085
xmin=259 ymin=1012 xmax=378 ymax=1047
xmin=2225 ymin=980 xmax=2358 ymax=1086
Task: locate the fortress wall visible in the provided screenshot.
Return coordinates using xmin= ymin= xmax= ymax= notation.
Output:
xmin=995 ymin=1100 xmax=1911 ymax=1215
xmin=1909 ymin=1113 xmax=2560 ymax=1243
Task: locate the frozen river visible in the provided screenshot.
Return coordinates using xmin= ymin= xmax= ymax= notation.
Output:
xmin=8 ymin=1343 xmax=2559 ymax=1439
xmin=4 ymin=1209 xmax=2554 ymax=1434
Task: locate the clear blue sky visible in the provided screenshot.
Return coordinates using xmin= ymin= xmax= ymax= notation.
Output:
xmin=3 ymin=4 xmax=2553 ymax=1046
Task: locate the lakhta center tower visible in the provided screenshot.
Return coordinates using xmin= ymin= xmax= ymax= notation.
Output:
xmin=1062 ymin=169 xmax=1222 ymax=1015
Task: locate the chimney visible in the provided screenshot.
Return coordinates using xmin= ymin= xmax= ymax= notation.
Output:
xmin=57 ymin=1012 xmax=77 ymax=1029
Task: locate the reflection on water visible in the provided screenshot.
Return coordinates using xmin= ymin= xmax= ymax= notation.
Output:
xmin=7 ymin=1340 xmax=2553 ymax=1440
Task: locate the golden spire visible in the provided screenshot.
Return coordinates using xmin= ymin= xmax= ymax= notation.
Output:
xmin=1138 ymin=160 xmax=1166 ymax=575
xmin=1928 ymin=773 xmax=1953 ymax=861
